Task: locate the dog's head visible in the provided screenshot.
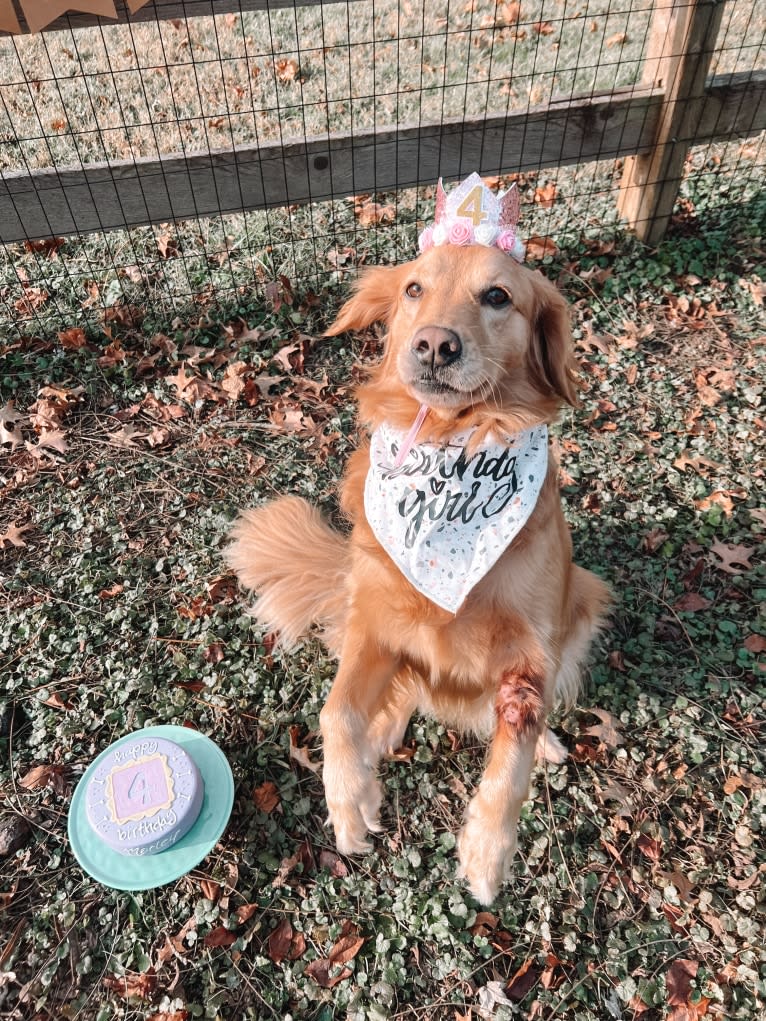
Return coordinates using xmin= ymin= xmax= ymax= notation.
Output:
xmin=326 ymin=244 xmax=579 ymax=428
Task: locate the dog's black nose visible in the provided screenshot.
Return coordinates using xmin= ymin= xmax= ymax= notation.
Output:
xmin=411 ymin=327 xmax=462 ymax=369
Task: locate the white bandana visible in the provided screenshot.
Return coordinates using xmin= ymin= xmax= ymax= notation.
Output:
xmin=364 ymin=422 xmax=549 ymax=613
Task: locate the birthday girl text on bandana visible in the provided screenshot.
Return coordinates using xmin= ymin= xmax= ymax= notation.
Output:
xmin=365 ymin=423 xmax=548 ymax=612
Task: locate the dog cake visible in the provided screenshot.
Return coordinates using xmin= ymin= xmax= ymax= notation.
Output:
xmin=85 ymin=735 xmax=204 ymax=855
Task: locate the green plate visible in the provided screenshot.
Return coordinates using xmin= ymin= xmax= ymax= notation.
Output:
xmin=68 ymin=726 xmax=234 ymax=891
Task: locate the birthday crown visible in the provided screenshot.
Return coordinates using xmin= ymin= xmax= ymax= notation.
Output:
xmin=418 ymin=172 xmax=525 ymax=261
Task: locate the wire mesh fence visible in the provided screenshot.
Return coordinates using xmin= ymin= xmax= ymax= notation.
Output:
xmin=0 ymin=0 xmax=763 ymax=337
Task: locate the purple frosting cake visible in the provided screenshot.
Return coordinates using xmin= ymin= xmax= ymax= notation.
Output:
xmin=85 ymin=735 xmax=204 ymax=855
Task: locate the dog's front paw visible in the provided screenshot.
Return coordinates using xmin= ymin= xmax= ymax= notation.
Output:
xmin=535 ymin=726 xmax=568 ymax=765
xmin=324 ymin=768 xmax=383 ymax=855
xmin=456 ymin=800 xmax=517 ymax=905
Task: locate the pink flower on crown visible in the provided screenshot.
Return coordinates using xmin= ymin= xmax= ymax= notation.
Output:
xmin=418 ymin=226 xmax=435 ymax=252
xmin=496 ymin=229 xmax=517 ymax=254
xmin=448 ymin=221 xmax=474 ymax=246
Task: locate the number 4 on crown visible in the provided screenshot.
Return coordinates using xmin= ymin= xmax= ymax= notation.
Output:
xmin=456 ymin=185 xmax=489 ymax=227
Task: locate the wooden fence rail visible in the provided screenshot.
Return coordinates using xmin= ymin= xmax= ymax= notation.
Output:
xmin=1 ymin=0 xmax=763 ymax=247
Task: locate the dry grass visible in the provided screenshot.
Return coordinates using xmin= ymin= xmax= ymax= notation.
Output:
xmin=1 ymin=0 xmax=661 ymax=171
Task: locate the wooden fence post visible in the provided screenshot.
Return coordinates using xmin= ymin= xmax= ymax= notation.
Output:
xmin=617 ymin=0 xmax=725 ymax=246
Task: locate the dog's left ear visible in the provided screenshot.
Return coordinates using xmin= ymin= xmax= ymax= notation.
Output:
xmin=325 ymin=265 xmax=406 ymax=336
xmin=527 ymin=273 xmax=580 ymax=408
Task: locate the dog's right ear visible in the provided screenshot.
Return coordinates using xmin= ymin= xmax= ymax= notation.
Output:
xmin=325 ymin=265 xmax=406 ymax=336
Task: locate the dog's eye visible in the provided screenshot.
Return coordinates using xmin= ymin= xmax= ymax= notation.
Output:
xmin=405 ymin=282 xmax=423 ymax=299
xmin=483 ymin=287 xmax=511 ymax=307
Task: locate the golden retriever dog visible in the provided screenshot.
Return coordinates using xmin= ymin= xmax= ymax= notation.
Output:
xmin=226 ymin=238 xmax=609 ymax=904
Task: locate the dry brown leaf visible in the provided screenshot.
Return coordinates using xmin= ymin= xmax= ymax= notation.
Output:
xmin=57 ymin=327 xmax=87 ymax=349
xmin=102 ymin=969 xmax=157 ymax=999
xmin=501 ymin=0 xmax=521 ymax=24
xmin=36 ymin=428 xmax=68 ymax=454
xmin=666 ymin=959 xmax=699 ymax=1006
xmin=109 ymin=423 xmax=146 ymax=447
xmin=202 ymin=925 xmax=236 ymax=948
xmin=743 ymin=634 xmax=766 ymax=654
xmin=220 ymin=362 xmax=249 ymax=401
xmin=253 ymin=780 xmax=281 ymax=813
xmin=329 ymin=931 xmax=365 ymax=967
xmin=673 ymin=452 xmax=722 ymax=474
xmin=709 ymin=539 xmax=753 ymax=574
xmin=14 ymin=286 xmax=49 ymax=314
xmin=275 ymin=58 xmax=300 ymax=82
xmin=267 ymin=918 xmax=293 ymax=963
xmin=533 ymin=182 xmax=557 ymax=208
xmin=304 ymin=958 xmax=353 ymax=988
xmin=525 ymin=235 xmax=559 ymax=260
xmin=506 ymin=958 xmax=539 ymax=1001
xmin=42 ymin=691 xmax=73 ymax=711
xmin=356 ymin=201 xmax=396 ymax=227
xmin=203 ymin=642 xmax=225 ymax=664
xmin=0 ymin=403 xmax=24 ymax=449
xmin=673 ymin=593 xmax=711 ymax=613
xmin=24 ymin=237 xmax=65 ymax=259
xmin=0 ymin=523 xmax=31 ymax=549
xmin=319 ymin=849 xmax=349 ymax=877
xmin=695 ymin=491 xmax=735 ymax=517
xmin=581 ymin=707 xmax=623 ymax=748
xmin=236 ymin=903 xmax=259 ymax=924
xmin=19 ymin=764 xmax=64 ymax=790
xmin=532 ymin=20 xmax=554 ymax=35
xmin=157 ymin=232 xmax=179 ymax=258
xmin=606 ymin=32 xmax=628 ymax=47
xmin=198 ymin=879 xmax=221 ymax=901
xmin=636 ymin=833 xmax=663 ymax=862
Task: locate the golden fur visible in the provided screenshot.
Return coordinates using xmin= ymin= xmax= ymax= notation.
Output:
xmin=226 ymin=244 xmax=610 ymax=904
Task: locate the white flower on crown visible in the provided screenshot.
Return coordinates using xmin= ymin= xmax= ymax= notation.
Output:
xmin=474 ymin=223 xmax=498 ymax=246
xmin=418 ymin=172 xmax=525 ymax=261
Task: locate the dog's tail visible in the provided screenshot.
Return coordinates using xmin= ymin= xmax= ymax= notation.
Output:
xmin=225 ymin=496 xmax=350 ymax=652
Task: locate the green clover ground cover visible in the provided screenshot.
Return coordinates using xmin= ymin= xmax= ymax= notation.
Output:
xmin=1 ymin=180 xmax=765 ymax=1020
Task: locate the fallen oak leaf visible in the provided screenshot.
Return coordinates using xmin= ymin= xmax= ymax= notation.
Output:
xmin=695 ymin=491 xmax=735 ymax=517
xmin=356 ymin=201 xmax=396 ymax=227
xmin=0 ymin=523 xmax=32 ymax=548
xmin=0 ymin=402 xmax=24 ymax=450
xmin=275 ymin=57 xmax=300 ymax=81
xmin=36 ymin=428 xmax=68 ymax=454
xmin=581 ymin=707 xmax=624 ymax=748
xmin=533 ymin=182 xmax=557 ymax=208
xmin=102 ymin=969 xmax=157 ymax=999
xmin=57 ymin=327 xmax=87 ymax=350
xmin=708 ymin=539 xmax=753 ymax=575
